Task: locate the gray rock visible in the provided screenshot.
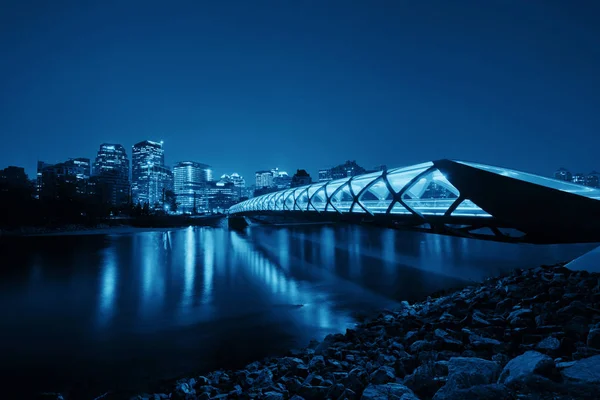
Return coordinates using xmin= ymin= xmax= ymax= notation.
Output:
xmin=507 ymin=308 xmax=532 ymax=321
xmin=174 ymin=382 xmax=195 ymax=397
xmin=360 ymin=383 xmax=417 ymax=400
xmin=254 ymin=368 xmax=274 ymax=388
xmin=297 ymin=384 xmax=328 ymax=399
xmin=344 ymin=366 xmax=369 ymax=393
xmin=498 ymin=351 xmax=555 ymax=385
xmin=308 ymin=355 xmax=326 ymax=371
xmin=467 ymin=332 xmax=501 ymax=348
xmin=433 ymin=383 xmax=512 ymax=400
xmin=327 ymin=383 xmax=345 ymax=399
xmin=409 ymin=340 xmax=432 ymax=353
xmin=507 ymin=308 xmax=532 ymax=324
xmin=536 ymin=337 xmax=560 ymax=351
xmin=492 ymin=354 xmax=510 ymax=367
xmin=279 ymin=357 xmax=305 ymax=369
xmin=565 ymin=316 xmax=591 ymax=336
xmin=446 ymin=357 xmax=501 ymax=388
xmin=434 ymin=329 xmax=463 ymax=347
xmin=391 ymin=341 xmax=405 ymax=351
xmin=587 ymin=327 xmax=600 ymax=349
xmin=369 ymin=365 xmax=396 ymax=384
xmin=562 ymin=355 xmax=600 ymax=384
xmin=263 ymin=391 xmax=284 ymax=400
xmin=403 ymin=362 xmax=447 ymax=398
xmin=472 ymin=310 xmax=491 ymax=326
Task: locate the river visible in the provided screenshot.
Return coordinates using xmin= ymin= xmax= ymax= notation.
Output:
xmin=0 ymin=225 xmax=594 ymax=398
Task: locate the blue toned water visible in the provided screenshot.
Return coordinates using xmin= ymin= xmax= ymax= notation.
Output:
xmin=0 ymin=225 xmax=593 ymax=398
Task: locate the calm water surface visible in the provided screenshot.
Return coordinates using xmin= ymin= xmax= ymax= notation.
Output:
xmin=0 ymin=225 xmax=594 ymax=398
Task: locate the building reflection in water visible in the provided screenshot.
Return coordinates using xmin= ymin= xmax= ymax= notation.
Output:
xmin=201 ymin=228 xmax=214 ymax=305
xmin=277 ymin=229 xmax=291 ymax=271
xmin=320 ymin=227 xmax=335 ymax=271
xmin=140 ymin=233 xmax=166 ymax=318
xmin=97 ymin=245 xmax=118 ymax=327
xmin=229 ymin=230 xmax=353 ymax=331
xmin=182 ymin=227 xmax=195 ymax=308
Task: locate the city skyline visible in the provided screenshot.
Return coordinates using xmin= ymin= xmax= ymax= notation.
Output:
xmin=2 ymin=2 xmax=600 ymax=184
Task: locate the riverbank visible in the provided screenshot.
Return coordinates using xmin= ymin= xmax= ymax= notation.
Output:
xmin=0 ymin=215 xmax=226 ymax=237
xmin=0 ymin=224 xmax=182 ymax=237
xmin=118 ymin=262 xmax=600 ymax=400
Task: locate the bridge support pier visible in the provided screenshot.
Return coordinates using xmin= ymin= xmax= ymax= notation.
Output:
xmin=228 ymin=215 xmax=249 ymax=230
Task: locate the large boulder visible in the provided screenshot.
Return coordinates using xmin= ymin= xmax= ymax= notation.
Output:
xmin=587 ymin=326 xmax=600 ymax=349
xmin=308 ymin=355 xmax=326 ymax=371
xmin=360 ymin=383 xmax=418 ymax=400
xmin=536 ymin=337 xmax=560 ymax=352
xmin=403 ymin=362 xmax=448 ymax=398
xmin=369 ymin=366 xmax=396 ymax=384
xmin=433 ymin=384 xmax=513 ymax=400
xmin=447 ymin=357 xmax=501 ymax=385
xmin=562 ymin=355 xmax=600 ymax=384
xmin=498 ymin=351 xmax=556 ymax=385
xmin=433 ymin=357 xmax=501 ymax=400
xmin=262 ymin=392 xmax=285 ymax=400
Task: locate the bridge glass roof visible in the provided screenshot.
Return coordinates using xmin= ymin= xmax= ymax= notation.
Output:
xmin=457 ymin=161 xmax=600 ymax=200
xmin=229 ymin=161 xmax=492 ymax=217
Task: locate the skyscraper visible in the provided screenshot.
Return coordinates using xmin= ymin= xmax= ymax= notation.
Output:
xmin=173 ymin=161 xmax=211 ymax=213
xmin=255 ymin=170 xmax=274 ymax=188
xmin=37 ymin=159 xmax=90 ymax=200
xmin=92 ymin=144 xmax=130 ymax=207
xmin=586 ymin=171 xmax=600 ymax=188
xmin=318 ymin=168 xmax=332 ymax=182
xmin=555 ymin=168 xmax=572 ymax=182
xmin=330 ymin=160 xmax=366 ymax=180
xmin=221 ymin=173 xmax=246 ymax=202
xmin=131 ymin=140 xmax=172 ymax=208
xmin=572 ymin=173 xmax=586 ymax=185
xmin=290 ymin=169 xmax=312 ymax=188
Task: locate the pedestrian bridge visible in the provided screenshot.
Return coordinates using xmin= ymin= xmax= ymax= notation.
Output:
xmin=228 ymin=160 xmax=600 ymax=245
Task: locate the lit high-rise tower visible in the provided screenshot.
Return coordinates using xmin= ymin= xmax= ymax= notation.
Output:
xmin=173 ymin=161 xmax=212 ymax=213
xmin=131 ymin=140 xmax=172 ymax=208
xmin=91 ymin=144 xmax=130 ymax=206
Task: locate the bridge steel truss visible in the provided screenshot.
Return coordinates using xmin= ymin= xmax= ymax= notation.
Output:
xmin=229 ymin=159 xmax=600 ymax=244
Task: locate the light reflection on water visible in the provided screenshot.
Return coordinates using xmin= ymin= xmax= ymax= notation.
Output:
xmin=98 ymin=247 xmax=117 ymax=327
xmin=0 ymin=225 xmax=595 ymax=398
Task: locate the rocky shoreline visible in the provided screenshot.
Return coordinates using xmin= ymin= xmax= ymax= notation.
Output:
xmin=128 ymin=262 xmax=600 ymax=400
xmin=54 ymin=262 xmax=600 ymax=399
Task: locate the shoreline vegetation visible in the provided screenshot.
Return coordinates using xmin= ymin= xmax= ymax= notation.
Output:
xmin=98 ymin=261 xmax=600 ymax=400
xmin=0 ymin=214 xmax=226 ymax=237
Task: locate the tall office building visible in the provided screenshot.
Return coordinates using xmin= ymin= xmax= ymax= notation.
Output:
xmin=228 ymin=172 xmax=246 ymax=188
xmin=37 ymin=159 xmax=90 ymax=200
xmin=290 ymin=169 xmax=312 ymax=188
xmin=131 ymin=140 xmax=173 ymax=208
xmin=0 ymin=166 xmax=28 ymax=187
xmin=572 ymin=173 xmax=586 ymax=185
xmin=273 ymin=171 xmax=291 ymax=189
xmin=221 ymin=173 xmax=246 ymax=202
xmin=92 ymin=144 xmax=130 ymax=206
xmin=173 ymin=161 xmax=211 ymax=213
xmin=65 ymin=158 xmax=91 ymax=181
xmin=255 ymin=170 xmax=274 ymax=188
xmin=555 ymin=168 xmax=572 ymax=182
xmin=330 ymin=160 xmax=366 ymax=180
xmin=318 ymin=168 xmax=332 ymax=182
xmin=586 ymin=171 xmax=600 ymax=188
xmin=206 ymin=180 xmax=237 ymax=211
xmin=319 ymin=161 xmax=366 ymax=181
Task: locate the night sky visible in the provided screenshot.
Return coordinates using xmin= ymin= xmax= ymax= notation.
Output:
xmin=1 ymin=0 xmax=599 ymax=182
